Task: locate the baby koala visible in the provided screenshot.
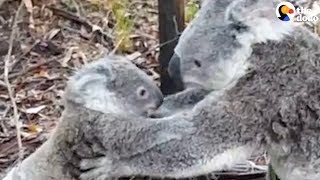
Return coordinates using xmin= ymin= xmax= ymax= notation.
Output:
xmin=3 ymin=56 xmax=194 ymax=180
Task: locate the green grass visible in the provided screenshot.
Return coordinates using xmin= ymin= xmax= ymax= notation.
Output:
xmin=88 ymin=0 xmax=134 ymax=52
xmin=110 ymin=0 xmax=134 ymax=52
xmin=185 ymin=0 xmax=200 ymax=23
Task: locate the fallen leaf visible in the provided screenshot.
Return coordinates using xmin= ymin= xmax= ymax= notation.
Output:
xmin=92 ymin=24 xmax=102 ymax=32
xmin=126 ymin=51 xmax=142 ymax=61
xmin=47 ymin=28 xmax=61 ymax=40
xmin=34 ymin=69 xmax=50 ymax=79
xmin=23 ymin=0 xmax=33 ymax=13
xmin=23 ymin=0 xmax=35 ymax=29
xmin=62 ymin=47 xmax=78 ymax=67
xmin=25 ymin=105 xmax=46 ymax=114
xmin=23 ymin=123 xmax=43 ymax=134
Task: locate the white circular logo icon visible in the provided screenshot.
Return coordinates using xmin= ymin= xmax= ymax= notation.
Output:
xmin=276 ymin=2 xmax=296 ymax=22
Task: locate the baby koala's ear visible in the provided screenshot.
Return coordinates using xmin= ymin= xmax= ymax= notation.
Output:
xmin=225 ymin=0 xmax=294 ymax=42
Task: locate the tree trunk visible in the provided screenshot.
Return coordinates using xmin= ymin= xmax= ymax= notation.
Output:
xmin=158 ymin=0 xmax=185 ymax=95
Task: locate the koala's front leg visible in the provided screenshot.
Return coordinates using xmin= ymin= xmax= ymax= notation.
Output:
xmin=149 ymin=88 xmax=210 ymax=118
xmin=80 ymin=156 xmax=143 ymax=180
xmin=79 ymin=114 xmax=194 ymax=180
xmin=80 ymin=157 xmax=113 ymax=180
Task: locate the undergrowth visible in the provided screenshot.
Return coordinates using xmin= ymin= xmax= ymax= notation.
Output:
xmin=185 ymin=0 xmax=200 ymax=23
xmin=88 ymin=0 xmax=134 ymax=52
xmin=87 ymin=0 xmax=200 ymax=52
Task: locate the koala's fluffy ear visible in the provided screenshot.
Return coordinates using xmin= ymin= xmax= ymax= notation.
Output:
xmin=225 ymin=0 xmax=294 ymax=42
xmin=225 ymin=0 xmax=275 ymax=22
xmin=64 ymin=60 xmax=117 ymax=104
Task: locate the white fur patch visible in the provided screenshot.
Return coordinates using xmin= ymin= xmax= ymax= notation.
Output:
xmin=2 ymin=168 xmax=15 ymax=180
xmin=3 ymin=166 xmax=28 ymax=180
xmin=82 ymin=88 xmax=123 ymax=114
xmin=67 ymin=73 xmax=126 ymax=115
xmin=215 ymin=17 xmax=295 ymax=91
xmin=168 ymin=146 xmax=255 ymax=178
xmin=213 ymin=48 xmax=252 ymax=91
xmin=243 ymin=18 xmax=294 ymax=43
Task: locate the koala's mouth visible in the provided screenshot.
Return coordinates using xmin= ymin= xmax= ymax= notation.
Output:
xmin=146 ymin=106 xmax=161 ymax=118
xmin=145 ymin=102 xmax=162 ymax=114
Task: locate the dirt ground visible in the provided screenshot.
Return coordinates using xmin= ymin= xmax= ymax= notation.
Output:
xmin=0 ymin=0 xmax=319 ymax=179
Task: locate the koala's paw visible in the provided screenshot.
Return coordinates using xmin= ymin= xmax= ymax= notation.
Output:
xmin=148 ymin=108 xmax=170 ymax=118
xmin=80 ymin=157 xmax=113 ymax=180
xmin=165 ymin=117 xmax=196 ymax=135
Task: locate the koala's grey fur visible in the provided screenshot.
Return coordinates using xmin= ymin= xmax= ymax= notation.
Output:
xmin=80 ymin=1 xmax=320 ymax=180
xmin=3 ymin=56 xmax=194 ymax=180
xmin=84 ymin=27 xmax=320 ymax=180
xmin=154 ymin=0 xmax=292 ymax=117
xmin=173 ymin=0 xmax=291 ymax=90
xmin=149 ymin=87 xmax=210 ymax=118
xmin=152 ymin=53 xmax=210 ymax=118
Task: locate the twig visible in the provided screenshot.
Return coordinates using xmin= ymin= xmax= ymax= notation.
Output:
xmin=173 ymin=15 xmax=181 ymax=36
xmin=0 ymin=79 xmax=7 ymax=88
xmin=4 ymin=1 xmax=24 ymax=162
xmin=110 ymin=37 xmax=124 ymax=55
xmin=8 ymin=39 xmax=41 ymax=73
xmin=131 ymin=35 xmax=180 ymax=61
xmin=0 ymin=57 xmax=58 ymax=81
xmin=46 ymin=5 xmax=114 ymax=48
xmin=1 ymin=106 xmax=10 ymax=135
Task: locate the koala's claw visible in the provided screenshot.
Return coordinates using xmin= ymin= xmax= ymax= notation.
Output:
xmin=80 ymin=157 xmax=113 ymax=180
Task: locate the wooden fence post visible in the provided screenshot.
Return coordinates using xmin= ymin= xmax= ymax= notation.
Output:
xmin=158 ymin=0 xmax=185 ymax=95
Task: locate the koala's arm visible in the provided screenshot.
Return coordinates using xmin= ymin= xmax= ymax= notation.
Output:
xmin=150 ymin=87 xmax=210 ymax=118
xmin=78 ymin=113 xmax=194 ymax=180
xmin=87 ymin=112 xmax=194 ymax=158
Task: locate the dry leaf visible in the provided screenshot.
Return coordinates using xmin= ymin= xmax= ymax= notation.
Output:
xmin=62 ymin=47 xmax=78 ymax=67
xmin=21 ymin=123 xmax=43 ymax=139
xmin=25 ymin=105 xmax=46 ymax=114
xmin=34 ymin=69 xmax=50 ymax=79
xmin=23 ymin=0 xmax=33 ymax=12
xmin=126 ymin=51 xmax=142 ymax=61
xmin=24 ymin=124 xmax=43 ymax=134
xmin=23 ymin=0 xmax=35 ymax=29
xmin=47 ymin=28 xmax=61 ymax=40
xmin=92 ymin=24 xmax=102 ymax=32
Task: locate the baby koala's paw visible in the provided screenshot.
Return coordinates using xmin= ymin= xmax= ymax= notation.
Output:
xmin=153 ymin=114 xmax=196 ymax=136
xmin=80 ymin=156 xmax=113 ymax=180
xmin=169 ymin=117 xmax=196 ymax=135
xmin=148 ymin=107 xmax=171 ymax=118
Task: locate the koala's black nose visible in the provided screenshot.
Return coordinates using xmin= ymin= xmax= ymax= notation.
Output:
xmin=155 ymin=96 xmax=164 ymax=108
xmin=168 ymin=53 xmax=184 ymax=91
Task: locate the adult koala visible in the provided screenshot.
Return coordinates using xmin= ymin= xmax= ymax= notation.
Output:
xmin=153 ymin=0 xmax=294 ymax=116
xmin=3 ymin=56 xmax=194 ymax=180
xmin=81 ymin=1 xmax=320 ymax=180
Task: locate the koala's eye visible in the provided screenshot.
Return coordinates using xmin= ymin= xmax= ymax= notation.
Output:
xmin=137 ymin=86 xmax=149 ymax=99
xmin=194 ymin=60 xmax=202 ymax=68
xmin=140 ymin=89 xmax=146 ymax=96
xmin=232 ymin=23 xmax=247 ymax=32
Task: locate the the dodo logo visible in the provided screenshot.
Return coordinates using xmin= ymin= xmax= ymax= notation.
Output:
xmin=276 ymin=2 xmax=295 ymax=22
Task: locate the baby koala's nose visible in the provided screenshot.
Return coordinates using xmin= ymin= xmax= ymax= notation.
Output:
xmin=154 ymin=97 xmax=163 ymax=109
xmin=145 ymin=96 xmax=163 ymax=110
xmin=154 ymin=89 xmax=164 ymax=108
